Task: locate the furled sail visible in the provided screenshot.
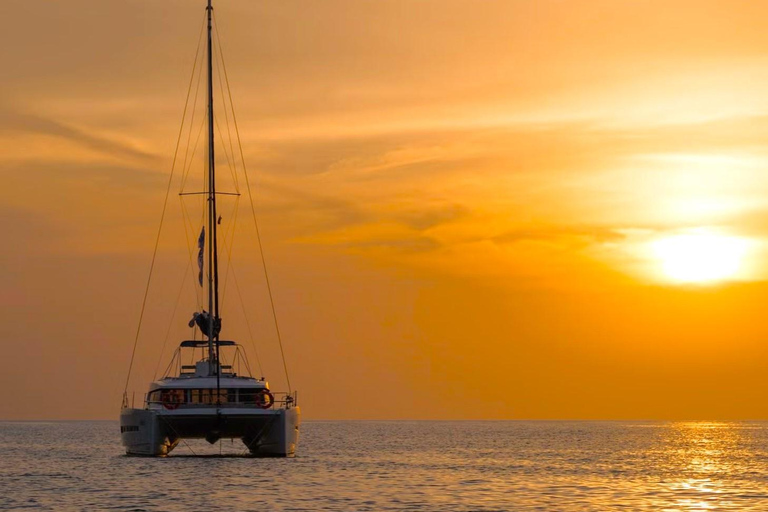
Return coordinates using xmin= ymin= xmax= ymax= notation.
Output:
xmin=188 ymin=310 xmax=221 ymax=339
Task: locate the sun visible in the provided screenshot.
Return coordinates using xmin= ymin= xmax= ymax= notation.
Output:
xmin=652 ymin=231 xmax=749 ymax=284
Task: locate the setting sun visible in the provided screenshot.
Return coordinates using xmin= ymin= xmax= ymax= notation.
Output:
xmin=652 ymin=232 xmax=749 ymax=284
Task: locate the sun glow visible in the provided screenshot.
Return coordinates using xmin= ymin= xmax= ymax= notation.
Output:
xmin=652 ymin=232 xmax=749 ymax=284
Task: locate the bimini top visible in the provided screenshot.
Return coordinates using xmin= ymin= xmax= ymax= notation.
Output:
xmin=180 ymin=340 xmax=238 ymax=348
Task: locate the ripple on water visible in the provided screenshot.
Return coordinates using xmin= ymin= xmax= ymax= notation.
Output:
xmin=2 ymin=421 xmax=768 ymax=511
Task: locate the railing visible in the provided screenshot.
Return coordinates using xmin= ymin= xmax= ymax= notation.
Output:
xmin=178 ymin=364 xmax=235 ymax=376
xmin=144 ymin=390 xmax=298 ymax=410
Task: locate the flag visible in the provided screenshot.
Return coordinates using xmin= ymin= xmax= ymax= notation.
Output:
xmin=197 ymin=227 xmax=205 ymax=286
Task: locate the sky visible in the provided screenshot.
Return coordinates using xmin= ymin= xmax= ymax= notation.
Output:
xmin=4 ymin=0 xmax=768 ymax=420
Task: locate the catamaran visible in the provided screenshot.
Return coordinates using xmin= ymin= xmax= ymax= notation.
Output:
xmin=119 ymin=0 xmax=300 ymax=457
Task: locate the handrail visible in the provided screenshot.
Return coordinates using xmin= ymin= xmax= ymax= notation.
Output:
xmin=145 ymin=390 xmax=297 ymax=409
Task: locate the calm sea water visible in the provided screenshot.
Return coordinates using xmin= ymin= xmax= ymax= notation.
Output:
xmin=2 ymin=421 xmax=768 ymax=511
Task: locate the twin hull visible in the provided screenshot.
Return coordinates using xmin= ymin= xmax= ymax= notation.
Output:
xmin=120 ymin=407 xmax=300 ymax=456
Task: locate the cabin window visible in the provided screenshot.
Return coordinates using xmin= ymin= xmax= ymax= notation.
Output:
xmin=189 ymin=389 xmax=230 ymax=404
xmin=240 ymin=389 xmax=259 ymax=404
xmin=158 ymin=389 xmax=184 ymax=405
xmin=215 ymin=389 xmax=229 ymax=404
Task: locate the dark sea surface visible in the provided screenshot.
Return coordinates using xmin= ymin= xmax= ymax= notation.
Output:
xmin=2 ymin=420 xmax=768 ymax=511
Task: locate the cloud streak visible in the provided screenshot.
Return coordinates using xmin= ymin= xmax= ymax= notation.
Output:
xmin=0 ymin=109 xmax=157 ymax=162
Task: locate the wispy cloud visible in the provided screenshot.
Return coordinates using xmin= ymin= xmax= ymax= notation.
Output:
xmin=0 ymin=109 xmax=157 ymax=162
xmin=491 ymin=226 xmax=626 ymax=246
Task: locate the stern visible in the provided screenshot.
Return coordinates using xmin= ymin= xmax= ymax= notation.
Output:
xmin=245 ymin=406 xmax=301 ymax=457
xmin=120 ymin=408 xmax=178 ymax=456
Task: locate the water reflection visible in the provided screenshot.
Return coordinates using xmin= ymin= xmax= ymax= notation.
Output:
xmin=3 ymin=421 xmax=768 ymax=511
xmin=656 ymin=422 xmax=764 ymax=511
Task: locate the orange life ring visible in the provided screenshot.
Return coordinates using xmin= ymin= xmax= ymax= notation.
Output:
xmin=257 ymin=390 xmax=274 ymax=409
xmin=161 ymin=390 xmax=182 ymax=410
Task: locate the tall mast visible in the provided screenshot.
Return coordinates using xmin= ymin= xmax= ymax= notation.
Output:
xmin=206 ymin=0 xmax=221 ymax=376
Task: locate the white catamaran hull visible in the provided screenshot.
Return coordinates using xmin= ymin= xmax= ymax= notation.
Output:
xmin=120 ymin=406 xmax=301 ymax=457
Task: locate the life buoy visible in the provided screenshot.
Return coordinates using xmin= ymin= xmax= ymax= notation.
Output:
xmin=161 ymin=390 xmax=182 ymax=410
xmin=257 ymin=390 xmax=274 ymax=409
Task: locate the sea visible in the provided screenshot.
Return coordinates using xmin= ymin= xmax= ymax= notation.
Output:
xmin=2 ymin=420 xmax=768 ymax=511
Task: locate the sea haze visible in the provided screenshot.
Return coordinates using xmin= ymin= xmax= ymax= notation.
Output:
xmin=2 ymin=420 xmax=768 ymax=511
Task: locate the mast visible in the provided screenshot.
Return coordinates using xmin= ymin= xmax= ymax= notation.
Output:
xmin=206 ymin=0 xmax=221 ymax=384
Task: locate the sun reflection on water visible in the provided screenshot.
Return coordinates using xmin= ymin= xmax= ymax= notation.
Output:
xmin=4 ymin=421 xmax=768 ymax=511
xmin=658 ymin=422 xmax=756 ymax=511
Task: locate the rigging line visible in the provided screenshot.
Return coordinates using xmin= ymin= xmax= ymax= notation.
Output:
xmin=233 ymin=337 xmax=255 ymax=379
xmin=199 ymin=163 xmax=208 ymax=301
xmin=214 ymin=114 xmax=239 ymax=193
xmin=178 ymin=198 xmax=198 ymax=304
xmin=214 ymin=112 xmax=239 ymax=190
xmin=122 ymin=18 xmax=204 ymax=400
xmin=221 ymin=197 xmax=240 ymax=309
xmin=160 ymin=348 xmax=179 ymax=385
xmin=229 ymin=259 xmax=264 ymax=377
xmin=180 ymin=150 xmax=209 ymax=309
xmin=190 ymin=124 xmax=208 ymax=258
xmin=179 ymin=197 xmax=205 ymax=308
xmin=213 ymin=19 xmax=240 ymax=193
xmin=222 ymin=196 xmax=240 ymax=286
xmin=177 ymin=22 xmax=208 ymax=307
xmin=153 ymin=258 xmax=193 ymax=381
xmin=218 ymin=195 xmax=241 ymax=312
xmin=178 ymin=98 xmax=205 ymax=193
xmin=239 ymin=344 xmax=255 ymax=380
xmin=212 ymin=222 xmax=262 ymax=377
xmin=215 ymin=11 xmax=292 ymax=392
xmin=178 ymin=197 xmax=201 ymax=307
xmin=179 ymin=13 xmax=207 ymax=195
xmin=232 ymin=347 xmax=250 ymax=379
xmin=180 ymin=115 xmax=208 ymax=194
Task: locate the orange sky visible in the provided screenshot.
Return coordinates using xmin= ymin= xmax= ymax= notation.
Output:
xmin=4 ymin=0 xmax=768 ymax=420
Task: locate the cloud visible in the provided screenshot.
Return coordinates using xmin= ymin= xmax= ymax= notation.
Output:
xmin=1 ymin=159 xmax=166 ymax=195
xmin=0 ymin=205 xmax=60 ymax=261
xmin=491 ymin=225 xmax=627 ymax=247
xmin=332 ymin=235 xmax=442 ymax=254
xmin=0 ymin=109 xmax=157 ymax=162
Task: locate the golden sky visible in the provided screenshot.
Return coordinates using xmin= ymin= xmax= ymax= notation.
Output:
xmin=4 ymin=0 xmax=768 ymax=419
